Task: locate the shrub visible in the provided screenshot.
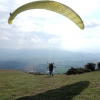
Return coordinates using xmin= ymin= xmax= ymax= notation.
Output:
xmin=65 ymin=67 xmax=91 ymax=75
xmin=85 ymin=63 xmax=96 ymax=71
xmin=77 ymin=68 xmax=84 ymax=74
xmin=66 ymin=67 xmax=77 ymax=75
xmin=84 ymin=68 xmax=91 ymax=72
xmin=97 ymin=62 xmax=100 ymax=70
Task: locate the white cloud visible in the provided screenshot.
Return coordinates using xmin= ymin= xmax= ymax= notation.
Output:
xmin=0 ymin=0 xmax=100 ymax=53
xmin=17 ymin=32 xmax=43 ymax=49
xmin=85 ymin=20 xmax=100 ymax=28
xmin=30 ymin=35 xmax=41 ymax=43
xmin=48 ymin=38 xmax=61 ymax=44
xmin=0 ymin=37 xmax=10 ymax=41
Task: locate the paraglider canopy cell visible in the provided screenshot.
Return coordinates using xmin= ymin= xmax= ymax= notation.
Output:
xmin=8 ymin=0 xmax=84 ymax=29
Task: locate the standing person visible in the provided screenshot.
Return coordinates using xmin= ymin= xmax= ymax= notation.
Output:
xmin=47 ymin=62 xmax=56 ymax=76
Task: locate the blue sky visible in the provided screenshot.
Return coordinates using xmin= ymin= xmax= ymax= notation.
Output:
xmin=0 ymin=0 xmax=100 ymax=53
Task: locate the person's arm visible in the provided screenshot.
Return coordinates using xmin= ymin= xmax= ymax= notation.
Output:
xmin=54 ymin=66 xmax=56 ymax=68
xmin=47 ymin=62 xmax=50 ymax=69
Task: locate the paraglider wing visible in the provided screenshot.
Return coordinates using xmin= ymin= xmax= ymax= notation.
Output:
xmin=8 ymin=1 xmax=84 ymax=29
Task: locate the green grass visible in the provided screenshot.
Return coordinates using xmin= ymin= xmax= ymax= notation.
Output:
xmin=0 ymin=69 xmax=100 ymax=100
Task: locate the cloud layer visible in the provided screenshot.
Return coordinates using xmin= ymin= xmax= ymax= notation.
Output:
xmin=0 ymin=0 xmax=100 ymax=53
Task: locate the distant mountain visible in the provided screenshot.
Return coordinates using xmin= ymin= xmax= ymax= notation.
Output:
xmin=0 ymin=48 xmax=100 ymax=73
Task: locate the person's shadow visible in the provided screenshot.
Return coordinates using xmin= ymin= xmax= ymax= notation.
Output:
xmin=15 ymin=81 xmax=89 ymax=100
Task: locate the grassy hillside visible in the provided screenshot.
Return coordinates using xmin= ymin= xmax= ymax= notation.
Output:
xmin=0 ymin=69 xmax=100 ymax=100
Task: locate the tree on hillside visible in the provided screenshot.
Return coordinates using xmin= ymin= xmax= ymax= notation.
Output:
xmin=65 ymin=67 xmax=91 ymax=75
xmin=97 ymin=62 xmax=100 ymax=70
xmin=85 ymin=63 xmax=96 ymax=71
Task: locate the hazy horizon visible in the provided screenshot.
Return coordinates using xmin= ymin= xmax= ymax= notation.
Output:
xmin=0 ymin=48 xmax=100 ymax=73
